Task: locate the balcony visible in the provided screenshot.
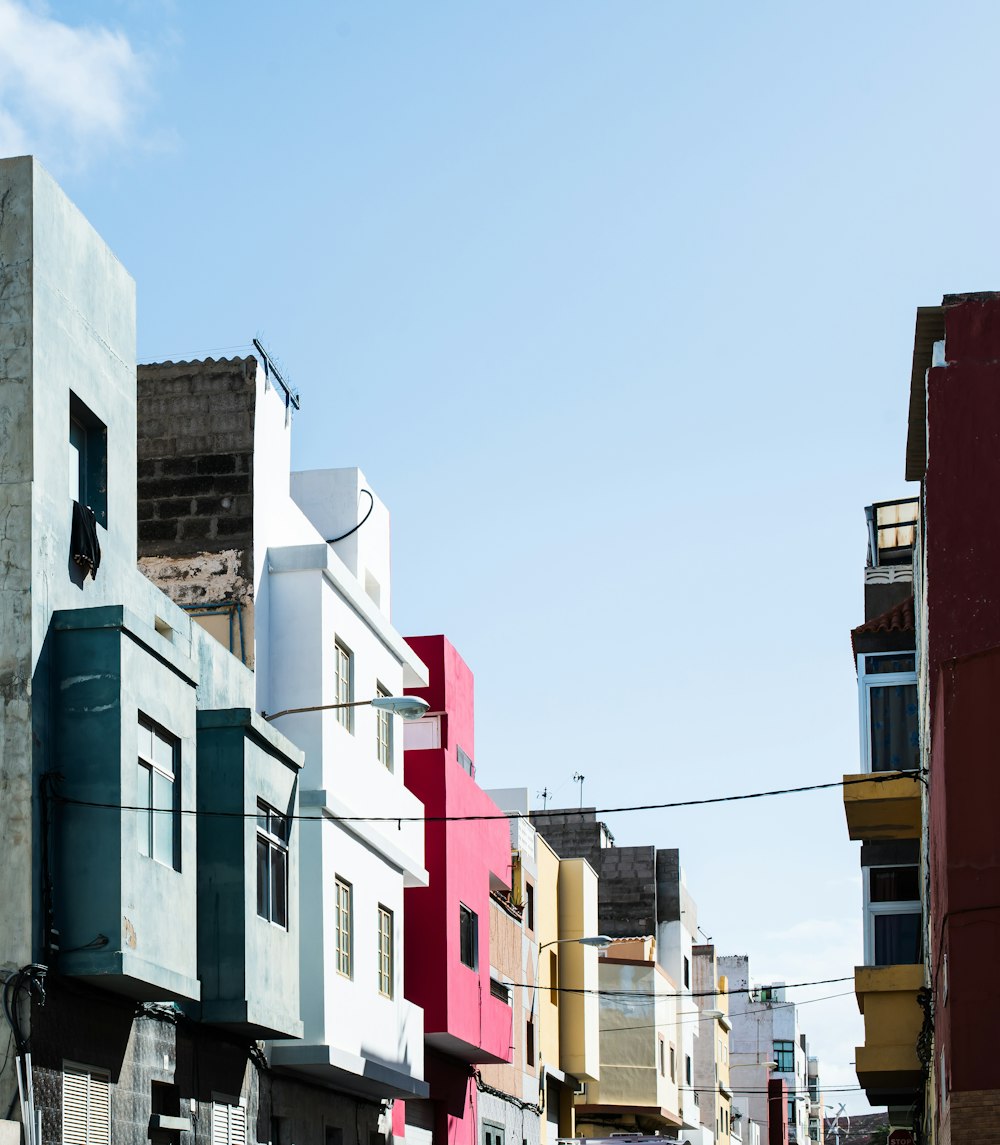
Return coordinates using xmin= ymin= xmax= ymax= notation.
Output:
xmin=866 ymin=498 xmax=919 ymax=570
xmin=842 ymin=772 xmax=921 ymax=841
xmin=854 ymin=964 xmax=924 ymax=1100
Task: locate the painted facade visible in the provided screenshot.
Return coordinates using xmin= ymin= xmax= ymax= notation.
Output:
xmin=721 ymin=956 xmax=816 ymax=1145
xmin=396 ymin=635 xmax=514 ymax=1145
xmin=691 ymin=946 xmax=734 ymax=1143
xmin=0 ymin=156 xmax=329 ymax=1145
xmin=899 ymin=292 xmax=1000 ymax=1143
xmin=485 ymin=789 xmax=601 ymax=1145
xmin=137 ymin=354 xmax=432 ymax=1102
xmin=575 ymin=938 xmax=681 ymax=1135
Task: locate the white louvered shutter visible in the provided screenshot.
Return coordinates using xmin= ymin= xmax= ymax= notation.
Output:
xmin=63 ymin=1065 xmax=110 ymax=1145
xmin=212 ymin=1101 xmax=247 ymax=1145
xmin=231 ymin=1104 xmax=247 ymax=1145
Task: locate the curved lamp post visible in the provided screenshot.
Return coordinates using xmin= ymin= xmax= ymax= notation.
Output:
xmin=539 ymin=934 xmax=614 ymax=953
xmin=262 ymin=695 xmax=431 ymax=723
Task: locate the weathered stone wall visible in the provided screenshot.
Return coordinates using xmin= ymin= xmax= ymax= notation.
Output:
xmin=136 ymin=359 xmax=258 ymax=663
xmin=530 ymin=811 xmax=659 ymax=939
xmin=136 ymin=358 xmax=255 ymax=561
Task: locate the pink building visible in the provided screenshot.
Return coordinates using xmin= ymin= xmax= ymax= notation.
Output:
xmin=395 ymin=635 xmax=514 ymax=1145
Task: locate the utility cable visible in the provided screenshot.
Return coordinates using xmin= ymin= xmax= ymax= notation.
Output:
xmin=52 ymin=769 xmax=923 ymax=825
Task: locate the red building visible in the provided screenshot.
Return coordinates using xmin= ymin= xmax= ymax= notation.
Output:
xmin=904 ymin=294 xmax=1000 ymax=1144
xmin=394 ymin=635 xmax=514 ymax=1145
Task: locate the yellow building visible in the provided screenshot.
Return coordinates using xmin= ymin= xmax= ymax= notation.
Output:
xmin=692 ymin=945 xmax=734 ymax=1142
xmin=482 ymin=793 xmax=601 ymax=1145
xmin=842 ymin=498 xmax=924 ymax=1130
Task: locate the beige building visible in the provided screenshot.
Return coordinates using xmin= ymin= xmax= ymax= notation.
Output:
xmin=692 ymin=945 xmax=735 ymax=1142
xmin=576 ymin=937 xmax=682 ymax=1137
xmin=482 ymin=792 xmax=601 ymax=1145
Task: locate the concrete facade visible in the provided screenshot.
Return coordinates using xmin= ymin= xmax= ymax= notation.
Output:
xmin=0 ymin=155 xmax=354 ymax=1145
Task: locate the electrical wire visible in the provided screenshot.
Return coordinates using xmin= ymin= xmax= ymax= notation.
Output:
xmin=326 ymin=489 xmax=374 ymax=544
xmin=52 ymin=769 xmax=923 ymax=825
xmin=598 ymin=989 xmax=857 ymax=1033
xmin=503 ymin=975 xmax=853 ymax=1000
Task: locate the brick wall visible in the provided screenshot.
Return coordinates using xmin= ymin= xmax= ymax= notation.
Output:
xmin=136 ymin=358 xmax=258 ymax=664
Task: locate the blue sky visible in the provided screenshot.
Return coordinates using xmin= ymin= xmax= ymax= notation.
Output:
xmin=5 ymin=0 xmax=1000 ymax=1112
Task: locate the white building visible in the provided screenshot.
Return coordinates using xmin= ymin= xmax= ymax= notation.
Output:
xmin=137 ymin=358 xmax=431 ymax=1104
xmin=719 ymin=956 xmax=818 ymax=1145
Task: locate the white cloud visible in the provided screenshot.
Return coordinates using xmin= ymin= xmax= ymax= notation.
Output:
xmin=0 ymin=0 xmax=147 ymax=166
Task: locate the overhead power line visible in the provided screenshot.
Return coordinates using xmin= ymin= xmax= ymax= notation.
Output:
xmin=52 ymin=769 xmax=922 ymax=825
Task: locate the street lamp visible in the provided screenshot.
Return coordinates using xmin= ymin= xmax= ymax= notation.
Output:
xmin=262 ymin=695 xmax=431 ymax=722
xmin=539 ymin=935 xmax=614 ymax=952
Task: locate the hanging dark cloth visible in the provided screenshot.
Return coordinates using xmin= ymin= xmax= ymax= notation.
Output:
xmin=71 ymin=501 xmax=101 ymax=579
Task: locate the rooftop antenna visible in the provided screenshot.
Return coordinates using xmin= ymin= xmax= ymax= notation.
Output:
xmin=573 ymin=772 xmax=585 ymax=808
xmin=538 ymin=787 xmax=551 ymax=811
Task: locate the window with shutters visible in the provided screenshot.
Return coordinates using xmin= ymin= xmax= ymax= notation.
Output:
xmin=62 ymin=1063 xmax=110 ymax=1145
xmin=212 ymin=1098 xmax=247 ymax=1145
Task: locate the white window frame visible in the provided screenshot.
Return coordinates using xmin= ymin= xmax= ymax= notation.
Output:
xmin=63 ymin=1062 xmax=110 ymax=1145
xmin=256 ymin=800 xmax=289 ymax=929
xmin=137 ymin=716 xmax=180 ymax=869
xmin=862 ymin=864 xmax=921 ymax=966
xmin=377 ymin=904 xmax=393 ymax=997
xmin=375 ymin=682 xmax=392 ymax=769
xmin=335 ymin=877 xmax=353 ymax=978
xmin=857 ymin=651 xmax=918 ymax=773
xmin=334 ymin=640 xmax=354 ymax=733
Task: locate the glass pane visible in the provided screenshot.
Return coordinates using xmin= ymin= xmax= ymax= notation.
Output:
xmin=152 ymin=770 xmax=174 ymax=865
xmin=137 ymin=762 xmax=150 ymax=856
xmin=870 ymin=866 xmax=920 ymax=902
xmin=272 ymin=811 xmax=288 ymax=843
xmin=865 ymin=653 xmax=916 ymax=675
xmin=271 ymin=848 xmax=287 ymax=927
xmin=874 ymin=912 xmax=922 ymax=965
xmin=257 ymin=802 xmax=268 ymax=832
xmin=137 ymin=721 xmax=152 ymax=761
xmin=256 ymin=838 xmax=269 ymax=919
xmin=153 ymin=729 xmax=175 ymax=775
xmin=869 ymin=683 xmax=920 ymax=771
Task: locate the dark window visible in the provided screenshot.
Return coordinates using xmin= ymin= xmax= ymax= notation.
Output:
xmin=257 ymin=801 xmax=289 ymax=928
xmin=669 ymin=1045 xmax=676 ymax=1082
xmin=69 ymin=392 xmax=107 ymax=526
xmin=549 ymin=950 xmax=558 ymax=1007
xmin=483 ymin=1124 xmax=505 ymax=1145
xmin=870 ymin=866 xmax=920 ymax=902
xmin=874 ymin=913 xmax=922 ymax=965
xmin=773 ymin=1040 xmax=794 ymax=1072
xmin=787 ymin=1092 xmax=796 ymax=1124
xmin=685 ymin=1054 xmax=692 ymax=1085
xmin=861 ymin=653 xmax=919 ymax=772
xmin=525 ymin=882 xmax=534 ymax=932
xmin=459 ymin=903 xmax=478 ymax=969
xmin=525 ymin=1018 xmax=535 ymax=1067
xmin=683 ymin=955 xmax=690 ymax=988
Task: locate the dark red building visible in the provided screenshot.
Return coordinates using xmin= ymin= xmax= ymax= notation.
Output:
xmin=904 ymin=293 xmax=1000 ymax=1143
